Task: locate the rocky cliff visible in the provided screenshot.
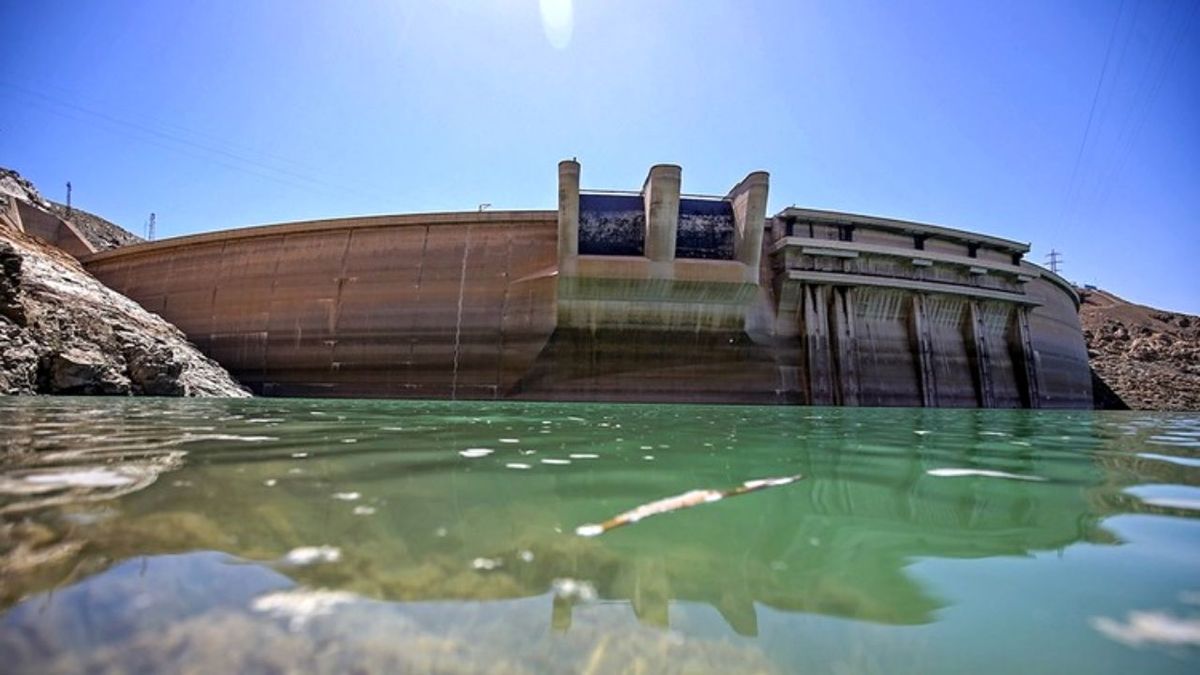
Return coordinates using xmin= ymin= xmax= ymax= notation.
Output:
xmin=1080 ymin=288 xmax=1200 ymax=411
xmin=0 ymin=168 xmax=248 ymax=397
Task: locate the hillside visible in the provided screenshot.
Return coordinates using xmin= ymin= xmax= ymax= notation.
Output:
xmin=1080 ymin=288 xmax=1200 ymax=411
xmin=0 ymin=168 xmax=246 ymax=397
xmin=0 ymin=168 xmax=143 ymax=252
xmin=45 ymin=200 xmax=142 ymax=251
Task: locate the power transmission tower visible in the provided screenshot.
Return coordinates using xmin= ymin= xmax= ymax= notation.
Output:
xmin=65 ymin=181 xmax=72 ymax=215
xmin=146 ymin=212 xmax=156 ymax=241
xmin=1045 ymin=249 xmax=1062 ymax=275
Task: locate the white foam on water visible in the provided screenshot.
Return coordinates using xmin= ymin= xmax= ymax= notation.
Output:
xmin=472 ymin=557 xmax=501 ymax=571
xmin=926 ymin=468 xmax=1047 ymax=482
xmin=643 ymin=455 xmax=655 ymax=460
xmin=505 ymin=463 xmax=532 ymax=470
xmin=914 ymin=430 xmax=932 ymax=436
xmin=251 ymin=589 xmax=358 ymax=631
xmin=459 ymin=448 xmax=494 ymax=458
xmin=519 ymin=550 xmax=534 ymax=562
xmin=23 ymin=469 xmax=136 ymax=488
xmin=499 ymin=438 xmax=520 ymax=443
xmin=290 ymin=452 xmax=309 ymax=458
xmin=332 ymin=492 xmax=361 ymax=501
xmin=341 ymin=438 xmax=358 ymax=444
xmin=551 ymin=577 xmax=598 ymax=602
xmin=283 ymin=546 xmax=341 ymax=566
xmin=263 ymin=479 xmax=278 ymax=487
xmin=541 ymin=458 xmax=571 ymax=465
xmin=1091 ymin=611 xmax=1200 ymax=647
xmin=352 ymin=506 xmax=376 ymax=516
xmin=569 ymin=453 xmax=599 ymax=459
xmin=639 ymin=446 xmax=653 ymax=450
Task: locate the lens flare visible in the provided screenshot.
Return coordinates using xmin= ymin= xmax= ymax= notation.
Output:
xmin=539 ymin=0 xmax=573 ymax=49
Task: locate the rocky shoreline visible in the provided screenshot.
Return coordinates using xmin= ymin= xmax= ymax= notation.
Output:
xmin=0 ymin=169 xmax=247 ymax=398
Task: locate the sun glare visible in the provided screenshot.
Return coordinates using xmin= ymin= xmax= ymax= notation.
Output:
xmin=539 ymin=0 xmax=573 ymax=49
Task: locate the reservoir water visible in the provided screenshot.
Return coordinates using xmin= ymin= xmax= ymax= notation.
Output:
xmin=1 ymin=398 xmax=1197 ymax=673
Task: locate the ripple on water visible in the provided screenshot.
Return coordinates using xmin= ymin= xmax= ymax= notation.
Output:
xmin=1136 ymin=452 xmax=1200 ymax=469
xmin=1124 ymin=484 xmax=1200 ymax=512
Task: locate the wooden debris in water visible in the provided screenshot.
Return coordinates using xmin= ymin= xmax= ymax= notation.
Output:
xmin=575 ymin=474 xmax=803 ymax=537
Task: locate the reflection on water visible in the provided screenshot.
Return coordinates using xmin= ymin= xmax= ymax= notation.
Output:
xmin=1 ymin=398 xmax=1198 ymax=673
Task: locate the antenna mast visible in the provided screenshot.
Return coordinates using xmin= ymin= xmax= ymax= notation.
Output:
xmin=65 ymin=181 xmax=72 ymax=215
xmin=146 ymin=212 xmax=156 ymax=241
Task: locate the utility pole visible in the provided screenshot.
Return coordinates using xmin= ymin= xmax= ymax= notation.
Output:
xmin=1045 ymin=249 xmax=1062 ymax=276
xmin=146 ymin=212 xmax=156 ymax=241
xmin=65 ymin=182 xmax=72 ymax=215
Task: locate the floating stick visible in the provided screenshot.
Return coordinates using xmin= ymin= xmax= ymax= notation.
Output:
xmin=575 ymin=474 xmax=803 ymax=537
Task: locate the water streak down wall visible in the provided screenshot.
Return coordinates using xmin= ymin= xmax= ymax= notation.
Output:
xmin=81 ymin=161 xmax=1092 ymax=407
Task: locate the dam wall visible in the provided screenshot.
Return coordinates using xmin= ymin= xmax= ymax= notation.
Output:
xmin=81 ymin=161 xmax=1092 ymax=407
xmin=85 ymin=212 xmax=559 ymax=398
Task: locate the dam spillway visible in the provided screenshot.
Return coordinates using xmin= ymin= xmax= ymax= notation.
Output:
xmin=80 ymin=161 xmax=1092 ymax=407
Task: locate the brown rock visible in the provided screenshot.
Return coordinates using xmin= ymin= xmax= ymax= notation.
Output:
xmin=1080 ymin=288 xmax=1200 ymax=411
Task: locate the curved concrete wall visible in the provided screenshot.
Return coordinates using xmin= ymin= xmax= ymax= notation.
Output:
xmin=81 ymin=164 xmax=1092 ymax=407
xmin=85 ymin=212 xmax=559 ymax=398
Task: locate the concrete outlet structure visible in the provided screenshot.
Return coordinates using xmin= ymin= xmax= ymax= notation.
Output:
xmin=80 ymin=161 xmax=1092 ymax=407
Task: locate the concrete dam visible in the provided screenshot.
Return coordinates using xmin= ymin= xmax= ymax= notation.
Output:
xmin=80 ymin=161 xmax=1092 ymax=407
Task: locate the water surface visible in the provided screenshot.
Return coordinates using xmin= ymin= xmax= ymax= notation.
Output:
xmin=1 ymin=398 xmax=1198 ymax=673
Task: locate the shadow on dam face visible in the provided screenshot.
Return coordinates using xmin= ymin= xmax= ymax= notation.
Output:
xmin=77 ymin=162 xmax=1093 ymax=408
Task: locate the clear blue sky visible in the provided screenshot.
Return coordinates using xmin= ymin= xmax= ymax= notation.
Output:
xmin=2 ymin=1 xmax=1197 ymax=312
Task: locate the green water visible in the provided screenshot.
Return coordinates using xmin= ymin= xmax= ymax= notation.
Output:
xmin=1 ymin=398 xmax=1197 ymax=673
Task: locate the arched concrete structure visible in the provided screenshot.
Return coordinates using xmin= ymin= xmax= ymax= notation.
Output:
xmin=81 ymin=161 xmax=1092 ymax=406
xmin=84 ymin=211 xmax=559 ymax=398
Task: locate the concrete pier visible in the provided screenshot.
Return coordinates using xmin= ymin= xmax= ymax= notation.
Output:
xmin=728 ymin=171 xmax=769 ymax=283
xmin=557 ymin=159 xmax=580 ymax=276
xmin=642 ymin=164 xmax=681 ymax=275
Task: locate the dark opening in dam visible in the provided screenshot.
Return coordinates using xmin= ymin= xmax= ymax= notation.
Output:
xmin=676 ymin=197 xmax=735 ymax=260
xmin=578 ymin=193 xmax=644 ymax=256
xmin=577 ymin=192 xmax=736 ymax=260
